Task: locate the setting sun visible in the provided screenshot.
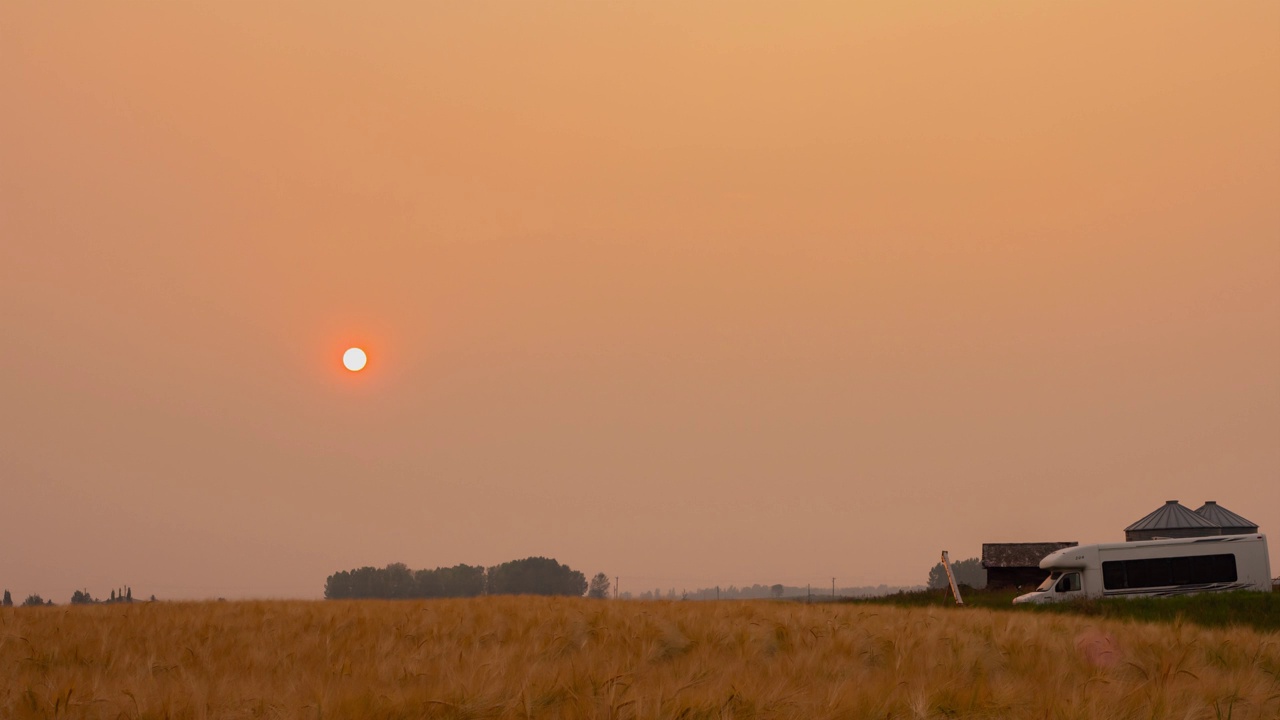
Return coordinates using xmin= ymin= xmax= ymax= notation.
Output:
xmin=342 ymin=347 xmax=367 ymax=372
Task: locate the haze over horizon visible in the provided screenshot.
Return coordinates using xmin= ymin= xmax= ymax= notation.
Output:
xmin=2 ymin=1 xmax=1278 ymax=600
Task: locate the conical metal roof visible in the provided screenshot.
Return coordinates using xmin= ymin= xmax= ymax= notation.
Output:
xmin=1124 ymin=500 xmax=1219 ymax=532
xmin=1194 ymin=501 xmax=1257 ymax=530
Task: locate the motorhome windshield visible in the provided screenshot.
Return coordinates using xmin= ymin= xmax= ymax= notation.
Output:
xmin=1036 ymin=572 xmax=1061 ymax=592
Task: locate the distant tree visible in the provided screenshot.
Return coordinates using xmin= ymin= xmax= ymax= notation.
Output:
xmin=450 ymin=564 xmax=486 ymax=596
xmin=770 ymin=584 xmax=784 ymax=598
xmin=70 ymin=589 xmax=98 ymax=605
xmin=927 ymin=564 xmax=946 ymax=589
xmin=2 ymin=590 xmax=11 ymax=607
xmin=126 ymin=587 xmax=133 ymax=602
xmin=926 ymin=557 xmax=986 ymax=590
xmin=415 ymin=564 xmax=486 ymax=598
xmin=330 ymin=566 xmax=390 ymax=599
xmin=22 ymin=594 xmax=46 ymax=607
xmin=382 ymin=563 xmax=415 ymax=599
xmin=486 ymin=557 xmax=588 ymax=596
xmin=587 ymin=573 xmax=611 ymax=599
xmin=324 ymin=570 xmax=353 ymax=599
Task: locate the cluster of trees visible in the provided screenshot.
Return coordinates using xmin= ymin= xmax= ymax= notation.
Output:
xmin=324 ymin=563 xmax=486 ymax=599
xmin=2 ymin=590 xmax=51 ymax=607
xmin=485 ymin=558 xmax=587 ymax=597
xmin=324 ymin=557 xmax=606 ymax=600
xmin=926 ymin=557 xmax=987 ymax=590
xmin=3 ymin=590 xmax=43 ymax=607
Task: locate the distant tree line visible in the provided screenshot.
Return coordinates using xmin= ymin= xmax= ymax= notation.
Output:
xmin=1 ymin=586 xmax=154 ymax=607
xmin=633 ymin=582 xmax=924 ymax=601
xmin=324 ymin=557 xmax=596 ymax=599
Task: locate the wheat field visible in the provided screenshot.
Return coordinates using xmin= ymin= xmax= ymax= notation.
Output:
xmin=2 ymin=597 xmax=1278 ymax=719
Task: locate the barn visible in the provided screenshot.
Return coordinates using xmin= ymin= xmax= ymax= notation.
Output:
xmin=982 ymin=542 xmax=1077 ymax=590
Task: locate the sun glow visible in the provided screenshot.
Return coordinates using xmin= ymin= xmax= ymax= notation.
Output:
xmin=342 ymin=347 xmax=367 ymax=372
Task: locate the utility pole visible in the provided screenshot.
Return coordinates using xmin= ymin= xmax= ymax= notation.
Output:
xmin=614 ymin=577 xmax=618 ymax=600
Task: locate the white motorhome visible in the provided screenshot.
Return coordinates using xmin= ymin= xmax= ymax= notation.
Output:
xmin=1013 ymin=534 xmax=1271 ymax=605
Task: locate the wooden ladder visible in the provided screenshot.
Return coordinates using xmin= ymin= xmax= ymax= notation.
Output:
xmin=941 ymin=551 xmax=965 ymax=606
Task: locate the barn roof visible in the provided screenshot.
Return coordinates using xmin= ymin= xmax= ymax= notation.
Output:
xmin=1194 ymin=501 xmax=1257 ymax=530
xmin=982 ymin=542 xmax=1078 ymax=569
xmin=1124 ymin=500 xmax=1219 ymax=532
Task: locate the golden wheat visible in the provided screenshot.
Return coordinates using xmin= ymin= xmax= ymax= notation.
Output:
xmin=2 ymin=597 xmax=1278 ymax=719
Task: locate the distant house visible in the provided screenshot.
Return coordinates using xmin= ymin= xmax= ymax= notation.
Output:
xmin=982 ymin=542 xmax=1077 ymax=589
xmin=1124 ymin=500 xmax=1259 ymax=541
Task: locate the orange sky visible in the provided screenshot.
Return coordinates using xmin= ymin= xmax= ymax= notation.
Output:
xmin=2 ymin=1 xmax=1278 ymax=599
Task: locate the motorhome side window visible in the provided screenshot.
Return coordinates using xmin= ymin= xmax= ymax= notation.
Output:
xmin=1101 ymin=554 xmax=1238 ymax=590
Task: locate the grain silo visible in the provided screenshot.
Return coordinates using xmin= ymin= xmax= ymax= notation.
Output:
xmin=1123 ymin=500 xmax=1221 ymax=542
xmin=1194 ymin=501 xmax=1258 ymax=536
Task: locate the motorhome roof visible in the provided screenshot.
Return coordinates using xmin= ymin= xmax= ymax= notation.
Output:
xmin=1091 ymin=533 xmax=1263 ymax=552
xmin=1039 ymin=534 xmax=1265 ymax=570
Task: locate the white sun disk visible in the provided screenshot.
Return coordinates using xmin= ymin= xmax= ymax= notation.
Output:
xmin=343 ymin=347 xmax=367 ymax=372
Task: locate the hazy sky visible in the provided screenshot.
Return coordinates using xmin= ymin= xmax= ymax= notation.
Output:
xmin=2 ymin=2 xmax=1278 ymax=599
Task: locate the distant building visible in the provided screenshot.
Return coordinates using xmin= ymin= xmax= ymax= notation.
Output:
xmin=982 ymin=542 xmax=1077 ymax=589
xmin=1124 ymin=500 xmax=1259 ymax=542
